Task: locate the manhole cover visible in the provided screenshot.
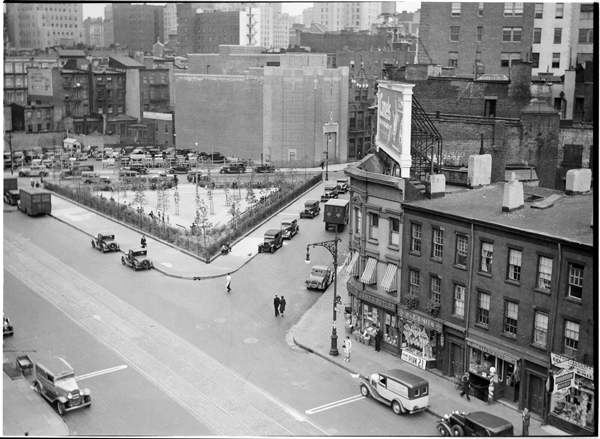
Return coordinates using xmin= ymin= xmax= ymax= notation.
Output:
xmin=244 ymin=338 xmax=258 ymax=344
xmin=196 ymin=324 xmax=210 ymax=330
xmin=215 ymin=318 xmax=226 ymax=323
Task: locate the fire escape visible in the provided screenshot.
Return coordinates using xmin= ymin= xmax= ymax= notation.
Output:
xmin=57 ymin=75 xmax=85 ymax=131
xmin=245 ymin=8 xmax=259 ymax=46
xmin=409 ymin=96 xmax=443 ymax=184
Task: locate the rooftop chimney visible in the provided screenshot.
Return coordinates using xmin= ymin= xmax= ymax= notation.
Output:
xmin=502 ymin=173 xmax=524 ymax=212
xmin=565 ymin=169 xmax=592 ymax=196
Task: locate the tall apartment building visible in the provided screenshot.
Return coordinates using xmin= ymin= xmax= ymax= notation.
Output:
xmin=164 ymin=3 xmax=179 ymax=40
xmin=260 ymin=7 xmax=290 ymax=50
xmin=313 ymin=2 xmax=383 ymax=32
xmin=302 ymin=7 xmax=314 ymax=28
xmin=6 ymin=3 xmax=84 ymax=50
xmin=103 ymin=4 xmax=114 ymax=47
xmin=531 ymin=2 xmax=595 ymax=76
xmin=112 ymin=3 xmax=164 ymax=52
xmin=419 ymin=2 xmax=535 ymax=77
xmin=84 ymin=18 xmax=104 ymax=48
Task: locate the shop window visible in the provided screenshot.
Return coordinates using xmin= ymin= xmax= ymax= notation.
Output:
xmin=389 ymin=218 xmax=400 ymax=246
xmin=480 ymin=242 xmax=493 ymax=273
xmin=409 ymin=269 xmax=420 ymax=295
xmin=469 ymin=348 xmax=506 ymax=381
xmin=533 ymin=311 xmax=548 ymax=347
xmin=504 ymin=301 xmax=518 ymax=336
xmin=454 ymin=285 xmax=465 ymax=317
xmin=567 ymin=263 xmax=584 ymax=299
xmin=432 ymin=228 xmax=443 ymax=259
xmin=507 ymin=249 xmax=522 ymax=282
xmin=354 ymin=208 xmax=362 ymax=234
xmin=537 ymin=256 xmax=552 ymax=291
xmin=410 ymin=223 xmax=422 ymax=254
xmin=477 ymin=292 xmax=490 ymax=326
xmin=455 ymin=235 xmax=468 ymax=267
xmin=368 ymin=213 xmax=379 ymax=240
xmin=563 ymin=320 xmax=579 ymax=355
xmin=430 ymin=277 xmax=441 ymax=303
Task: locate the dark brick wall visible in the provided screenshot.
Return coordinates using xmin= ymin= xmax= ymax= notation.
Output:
xmin=419 ymin=2 xmax=534 ymax=76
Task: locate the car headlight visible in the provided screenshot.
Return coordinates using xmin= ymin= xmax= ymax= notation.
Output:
xmin=68 ymin=392 xmax=73 ymax=399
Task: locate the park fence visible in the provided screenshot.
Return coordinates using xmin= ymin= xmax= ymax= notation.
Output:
xmin=45 ymin=172 xmax=322 ymax=263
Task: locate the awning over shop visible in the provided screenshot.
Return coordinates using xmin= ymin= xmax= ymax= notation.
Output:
xmin=380 ymin=263 xmax=398 ymax=293
xmin=466 ymin=335 xmax=519 ymax=365
xmin=360 ymin=257 xmax=377 ymax=285
xmin=347 ymin=251 xmax=360 ymax=276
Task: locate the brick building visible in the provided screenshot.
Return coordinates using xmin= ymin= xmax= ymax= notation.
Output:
xmin=84 ymin=17 xmax=104 ymax=48
xmin=175 ymin=50 xmax=348 ymax=166
xmin=418 ymin=2 xmax=535 ymax=77
xmin=4 ymin=54 xmax=59 ymax=105
xmin=112 ymin=3 xmax=164 ymax=53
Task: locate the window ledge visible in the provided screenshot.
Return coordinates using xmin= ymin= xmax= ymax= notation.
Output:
xmin=474 ymin=323 xmax=489 ymax=331
xmin=451 ymin=315 xmax=465 ymax=322
xmin=533 ymin=287 xmax=551 ymax=296
xmin=367 ymin=238 xmax=379 ymax=245
xmin=429 ymin=257 xmax=443 ymax=265
xmin=528 ymin=343 xmax=548 ymax=353
xmin=564 ymin=296 xmax=583 ymax=305
xmin=408 ymin=250 xmax=421 ymax=257
xmin=500 ymin=332 xmax=517 ymax=341
xmin=453 ymin=264 xmax=468 ymax=271
xmin=477 ymin=271 xmax=492 ymax=278
xmin=504 ymin=279 xmax=521 ymax=287
xmin=387 ymin=244 xmax=400 ymax=252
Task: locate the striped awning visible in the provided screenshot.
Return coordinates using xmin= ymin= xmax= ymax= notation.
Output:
xmin=347 ymin=251 xmax=360 ymax=276
xmin=380 ymin=263 xmax=398 ymax=293
xmin=360 ymin=257 xmax=377 ymax=285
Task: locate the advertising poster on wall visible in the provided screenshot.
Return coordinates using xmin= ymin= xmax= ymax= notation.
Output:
xmin=27 ymin=69 xmax=53 ymax=96
xmin=377 ymin=87 xmax=404 ymax=155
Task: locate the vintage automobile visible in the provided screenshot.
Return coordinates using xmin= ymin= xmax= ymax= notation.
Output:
xmin=254 ymin=164 xmax=275 ymax=173
xmin=3 ymin=314 xmax=14 ymax=336
xmin=33 ymin=356 xmax=92 ymax=415
xmin=220 ymin=163 xmax=246 ymax=174
xmin=436 ymin=411 xmax=514 ymax=437
xmin=299 ymin=200 xmax=320 ymax=219
xmin=336 ymin=178 xmax=350 ymax=194
xmin=320 ymin=183 xmax=340 ymax=202
xmin=91 ymin=233 xmax=120 ymax=253
xmin=281 ymin=218 xmax=299 ymax=240
xmin=305 ymin=265 xmax=333 ymax=290
xmin=257 ymin=229 xmax=283 ymax=253
xmin=121 ymin=248 xmax=154 ymax=271
xmin=360 ymin=369 xmax=430 ymax=415
xmin=18 ymin=165 xmax=49 ymax=177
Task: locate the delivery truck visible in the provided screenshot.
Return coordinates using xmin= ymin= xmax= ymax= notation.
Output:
xmin=3 ymin=177 xmax=20 ymax=205
xmin=323 ymin=198 xmax=350 ymax=232
xmin=18 ymin=188 xmax=52 ymax=216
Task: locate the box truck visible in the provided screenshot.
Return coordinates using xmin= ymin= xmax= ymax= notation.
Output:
xmin=18 ymin=188 xmax=52 ymax=216
xmin=3 ymin=177 xmax=20 ymax=205
xmin=323 ymin=198 xmax=350 ymax=232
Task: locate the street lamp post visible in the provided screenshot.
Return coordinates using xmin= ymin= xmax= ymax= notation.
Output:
xmin=305 ymin=235 xmax=343 ymax=356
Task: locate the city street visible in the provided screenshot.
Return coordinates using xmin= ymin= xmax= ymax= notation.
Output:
xmin=4 ymin=173 xmax=439 ymax=436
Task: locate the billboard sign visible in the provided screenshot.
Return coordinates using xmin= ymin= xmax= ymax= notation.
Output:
xmin=143 ymin=111 xmax=172 ymax=121
xmin=377 ymin=86 xmax=405 ymax=155
xmin=28 ymin=69 xmax=53 ymax=96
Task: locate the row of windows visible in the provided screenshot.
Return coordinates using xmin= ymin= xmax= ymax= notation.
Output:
xmin=535 ymin=3 xmax=594 ymax=20
xmin=353 ymin=210 xmax=401 ymax=246
xmin=450 ymin=2 xmax=518 ymax=17
xmin=409 ymin=223 xmax=585 ymax=299
xmin=97 ymin=104 xmax=124 ymax=115
xmin=96 ymin=76 xmax=125 ymax=84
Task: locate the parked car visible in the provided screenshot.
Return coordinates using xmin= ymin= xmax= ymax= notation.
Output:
xmin=254 ymin=164 xmax=275 ymax=173
xmin=91 ymin=233 xmax=120 ymax=253
xmin=360 ymin=369 xmax=430 ymax=415
xmin=121 ymin=248 xmax=153 ymax=271
xmin=299 ymin=200 xmax=321 ymax=219
xmin=305 ymin=265 xmax=333 ymax=290
xmin=170 ymin=165 xmax=190 ymax=174
xmin=436 ymin=411 xmax=514 ymax=437
xmin=281 ymin=218 xmax=299 ymax=239
xmin=18 ymin=165 xmax=49 ymax=177
xmin=336 ymin=178 xmax=350 ymax=193
xmin=3 ymin=314 xmax=14 ymax=336
xmin=220 ymin=164 xmax=246 ymax=174
xmin=257 ymin=229 xmax=283 ymax=253
xmin=32 ymin=356 xmax=92 ymax=415
xmin=320 ymin=183 xmax=340 ymax=201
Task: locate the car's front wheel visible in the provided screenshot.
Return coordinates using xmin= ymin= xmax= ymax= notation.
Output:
xmin=91 ymin=241 xmax=96 ymax=248
xmin=360 ymin=384 xmax=370 ymax=397
xmin=437 ymin=424 xmax=450 ymax=437
xmin=451 ymin=425 xmax=464 ymax=436
xmin=57 ymin=402 xmax=66 ymax=416
xmin=84 ymin=395 xmax=91 ymax=405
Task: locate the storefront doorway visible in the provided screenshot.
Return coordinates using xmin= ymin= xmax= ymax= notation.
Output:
xmin=450 ymin=342 xmax=464 ymax=376
xmin=526 ymin=373 xmax=544 ymax=415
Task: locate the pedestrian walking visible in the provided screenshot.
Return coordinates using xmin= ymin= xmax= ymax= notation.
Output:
xmin=279 ymin=295 xmax=286 ymax=317
xmin=522 ymin=408 xmax=530 ymax=436
xmin=459 ymin=372 xmax=472 ymax=402
xmin=225 ymin=273 xmax=232 ymax=292
xmin=140 ymin=235 xmax=147 ymax=249
xmin=30 ymin=178 xmax=34 ymax=188
xmin=35 ymin=181 xmax=40 ymax=188
xmin=374 ymin=326 xmax=382 ymax=352
xmin=273 ymin=295 xmax=280 ymax=317
xmin=343 ymin=336 xmax=352 ymax=362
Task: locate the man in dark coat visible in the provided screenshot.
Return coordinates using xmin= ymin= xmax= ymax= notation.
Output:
xmin=140 ymin=235 xmax=147 ymax=249
xmin=374 ymin=326 xmax=383 ymax=352
xmin=279 ymin=295 xmax=286 ymax=317
xmin=459 ymin=372 xmax=471 ymax=402
xmin=274 ymin=295 xmax=280 ymax=317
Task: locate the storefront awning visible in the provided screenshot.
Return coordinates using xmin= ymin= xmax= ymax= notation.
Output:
xmin=380 ymin=263 xmax=398 ymax=292
xmin=346 ymin=251 xmax=360 ymax=276
xmin=360 ymin=257 xmax=377 ymax=285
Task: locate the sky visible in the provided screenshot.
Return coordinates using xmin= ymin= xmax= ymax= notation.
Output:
xmin=82 ymin=2 xmax=421 ymax=19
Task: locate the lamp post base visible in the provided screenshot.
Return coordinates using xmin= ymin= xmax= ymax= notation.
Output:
xmin=329 ymin=331 xmax=339 ymax=356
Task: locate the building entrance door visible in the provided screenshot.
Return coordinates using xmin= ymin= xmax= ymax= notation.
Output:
xmin=450 ymin=342 xmax=464 ymax=376
xmin=526 ymin=373 xmax=544 ymax=415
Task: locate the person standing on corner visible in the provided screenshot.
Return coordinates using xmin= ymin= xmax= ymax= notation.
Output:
xmin=141 ymin=235 xmax=147 ymax=249
xmin=343 ymin=336 xmax=352 ymax=362
xmin=273 ymin=295 xmax=280 ymax=317
xmin=374 ymin=326 xmax=382 ymax=352
xmin=522 ymin=408 xmax=530 ymax=436
xmin=279 ymin=295 xmax=286 ymax=317
xmin=459 ymin=372 xmax=472 ymax=402
xmin=225 ymin=273 xmax=232 ymax=292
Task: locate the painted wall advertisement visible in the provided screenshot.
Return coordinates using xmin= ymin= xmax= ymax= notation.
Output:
xmin=27 ymin=69 xmax=53 ymax=96
xmin=377 ymin=87 xmax=404 ymax=154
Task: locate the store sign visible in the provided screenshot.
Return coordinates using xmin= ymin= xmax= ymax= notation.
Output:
xmin=401 ymin=349 xmax=426 ymax=369
xmin=551 ymin=353 xmax=594 ymax=380
xmin=377 ymin=87 xmax=404 ymax=155
xmin=399 ymin=308 xmax=443 ymax=332
xmin=555 ymin=371 xmax=574 ymax=390
xmin=466 ymin=338 xmax=518 ymax=365
xmin=356 ymin=291 xmax=396 ymax=312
